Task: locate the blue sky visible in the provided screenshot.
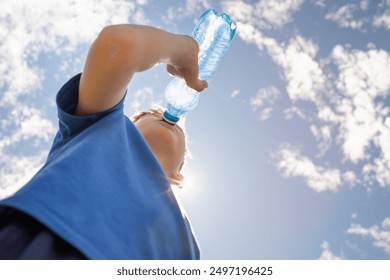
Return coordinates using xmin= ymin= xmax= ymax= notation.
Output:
xmin=0 ymin=0 xmax=389 ymax=259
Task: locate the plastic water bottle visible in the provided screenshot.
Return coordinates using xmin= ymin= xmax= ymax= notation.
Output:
xmin=162 ymin=9 xmax=237 ymax=124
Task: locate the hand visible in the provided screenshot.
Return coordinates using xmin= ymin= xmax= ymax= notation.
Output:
xmin=166 ymin=35 xmax=208 ymax=92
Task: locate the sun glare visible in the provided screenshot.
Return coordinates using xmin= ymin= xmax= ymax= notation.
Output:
xmin=173 ymin=169 xmax=200 ymax=199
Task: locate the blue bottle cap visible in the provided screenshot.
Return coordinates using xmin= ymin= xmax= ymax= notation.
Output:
xmin=163 ymin=111 xmax=180 ymax=125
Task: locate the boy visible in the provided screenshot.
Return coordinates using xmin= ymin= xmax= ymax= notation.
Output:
xmin=0 ymin=24 xmax=208 ymax=259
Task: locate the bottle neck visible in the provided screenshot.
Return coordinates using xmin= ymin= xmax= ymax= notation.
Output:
xmin=162 ymin=111 xmax=179 ymax=125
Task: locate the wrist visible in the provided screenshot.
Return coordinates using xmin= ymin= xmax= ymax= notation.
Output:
xmin=168 ymin=35 xmax=198 ymax=69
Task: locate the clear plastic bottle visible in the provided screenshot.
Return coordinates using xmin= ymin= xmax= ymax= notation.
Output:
xmin=163 ymin=9 xmax=237 ymax=124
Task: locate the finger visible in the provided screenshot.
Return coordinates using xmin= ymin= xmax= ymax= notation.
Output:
xmin=195 ymin=79 xmax=208 ymax=92
xmin=167 ymin=65 xmax=208 ymax=92
xmin=187 ymin=79 xmax=208 ymax=92
xmin=166 ymin=65 xmax=183 ymax=79
xmin=180 ymin=65 xmax=207 ymax=92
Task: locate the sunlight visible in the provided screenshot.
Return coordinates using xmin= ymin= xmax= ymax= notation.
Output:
xmin=172 ymin=168 xmax=201 ymax=200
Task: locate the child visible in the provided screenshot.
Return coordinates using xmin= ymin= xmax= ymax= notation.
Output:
xmin=0 ymin=24 xmax=208 ymax=259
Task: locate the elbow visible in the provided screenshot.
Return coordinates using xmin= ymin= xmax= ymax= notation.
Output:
xmin=98 ymin=25 xmax=125 ymax=41
xmin=94 ymin=25 xmax=136 ymax=64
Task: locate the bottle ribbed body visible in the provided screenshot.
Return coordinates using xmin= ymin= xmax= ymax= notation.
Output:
xmin=163 ymin=9 xmax=236 ymax=124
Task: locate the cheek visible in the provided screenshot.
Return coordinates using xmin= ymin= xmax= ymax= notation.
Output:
xmin=134 ymin=118 xmax=151 ymax=134
xmin=141 ymin=126 xmax=175 ymax=155
xmin=171 ymin=139 xmax=186 ymax=170
xmin=157 ymin=132 xmax=185 ymax=169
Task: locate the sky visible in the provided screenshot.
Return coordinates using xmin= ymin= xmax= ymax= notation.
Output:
xmin=0 ymin=0 xmax=389 ymax=260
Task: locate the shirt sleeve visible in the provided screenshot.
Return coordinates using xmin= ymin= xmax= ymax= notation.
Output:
xmin=55 ymin=73 xmax=126 ymax=139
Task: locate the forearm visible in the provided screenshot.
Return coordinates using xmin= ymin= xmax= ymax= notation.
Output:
xmin=77 ymin=24 xmax=196 ymax=116
xmin=106 ymin=24 xmax=195 ymax=72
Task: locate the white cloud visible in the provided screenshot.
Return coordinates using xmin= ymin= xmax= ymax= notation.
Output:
xmin=331 ymin=46 xmax=390 ymax=167
xmin=234 ymin=22 xmax=268 ymax=51
xmin=163 ymin=0 xmax=211 ymax=24
xmin=310 ymin=124 xmax=332 ymax=156
xmin=343 ymin=171 xmax=358 ymax=186
xmin=347 ymin=218 xmax=390 ymax=255
xmin=284 ymin=106 xmax=308 ymax=120
xmin=274 ymin=145 xmax=342 ymax=192
xmin=0 ymin=106 xmax=56 ymax=150
xmin=253 ymin=0 xmax=305 ymax=29
xmin=0 ymin=103 xmax=57 ymax=199
xmin=226 ymin=0 xmax=390 ymax=192
xmin=0 ymin=0 xmax=144 ymax=104
xmin=137 ymin=0 xmax=148 ymax=5
xmin=325 ymin=1 xmax=390 ymax=31
xmin=230 ymin=89 xmax=240 ymax=98
xmin=360 ymin=0 xmax=370 ymax=11
xmin=319 ymin=46 xmax=390 ymax=186
xmin=332 ymin=46 xmax=390 ymax=98
xmin=380 ymin=0 xmax=390 ymax=7
xmin=126 ymin=86 xmax=163 ymax=116
xmin=238 ymin=32 xmax=326 ymax=106
xmin=183 ymin=0 xmax=211 ymax=14
xmin=258 ymin=107 xmax=274 ymax=121
xmin=367 ymin=42 xmax=376 ymax=50
xmin=0 ymin=153 xmax=47 ymax=199
xmin=325 ymin=3 xmax=366 ymax=30
xmin=362 ymin=117 xmax=390 ymax=187
xmin=275 ymin=44 xmax=390 ymax=189
xmin=232 ymin=27 xmax=327 ymax=108
xmin=222 ymin=0 xmax=389 ymax=190
xmin=0 ymin=0 xmax=142 ymax=197
xmin=250 ymin=86 xmax=281 ymax=121
xmin=278 ymin=36 xmax=326 ymax=104
xmin=338 ymin=109 xmax=376 ymax=164
xmin=319 ymin=241 xmax=343 ymax=260
xmin=312 ymin=0 xmax=326 ymax=8
xmin=0 ymin=0 xmax=141 ymax=104
xmin=373 ymin=10 xmax=390 ymax=30
xmin=221 ymin=1 xmax=254 ymax=24
xmin=222 ymin=0 xmax=305 ymax=30
xmin=317 ymin=105 xmax=340 ymax=123
xmin=382 ymin=218 xmax=390 ymax=229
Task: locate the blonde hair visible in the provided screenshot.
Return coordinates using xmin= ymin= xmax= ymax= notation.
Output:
xmin=132 ymin=108 xmax=163 ymax=122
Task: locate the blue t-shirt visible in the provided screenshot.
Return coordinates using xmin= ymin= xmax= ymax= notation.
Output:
xmin=0 ymin=74 xmax=200 ymax=260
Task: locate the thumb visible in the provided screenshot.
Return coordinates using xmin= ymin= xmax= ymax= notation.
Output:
xmin=185 ymin=78 xmax=208 ymax=92
xmin=194 ymin=79 xmax=208 ymax=92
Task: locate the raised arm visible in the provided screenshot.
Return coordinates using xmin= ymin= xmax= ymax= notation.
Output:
xmin=76 ymin=24 xmax=208 ymax=116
